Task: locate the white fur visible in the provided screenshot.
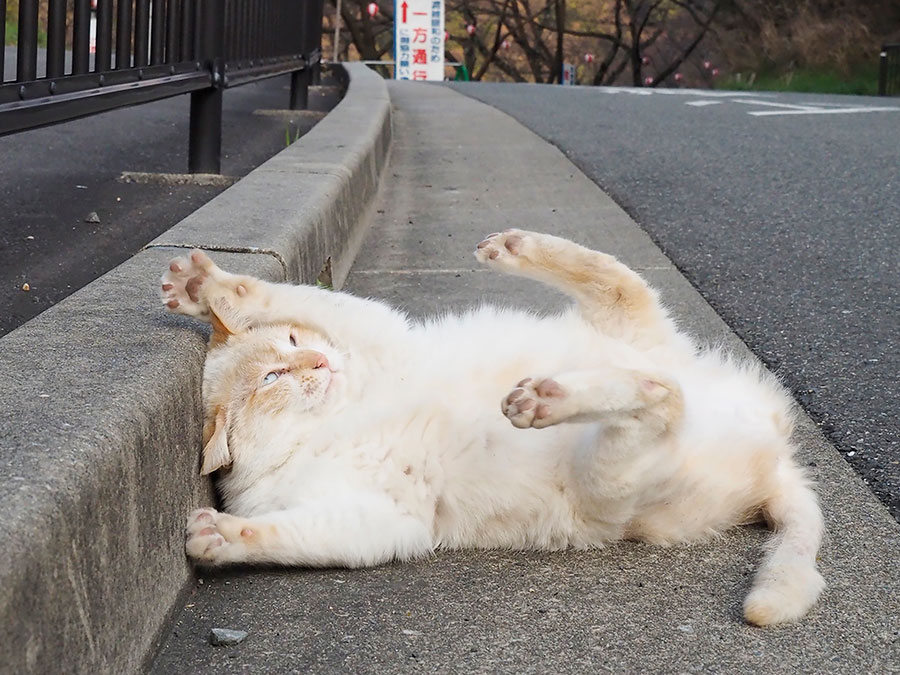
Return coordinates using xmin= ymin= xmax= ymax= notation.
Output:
xmin=162 ymin=230 xmax=825 ymax=625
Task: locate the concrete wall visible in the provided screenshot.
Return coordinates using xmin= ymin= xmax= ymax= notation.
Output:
xmin=0 ymin=63 xmax=391 ymax=674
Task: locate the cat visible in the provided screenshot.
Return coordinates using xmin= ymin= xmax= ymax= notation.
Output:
xmin=160 ymin=229 xmax=825 ymax=626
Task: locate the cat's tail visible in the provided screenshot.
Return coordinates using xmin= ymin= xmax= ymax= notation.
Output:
xmin=744 ymin=458 xmax=825 ymax=626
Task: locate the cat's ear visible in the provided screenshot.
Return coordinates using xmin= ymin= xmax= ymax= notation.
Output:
xmin=207 ymin=297 xmax=250 ymax=348
xmin=208 ymin=309 xmax=234 ymax=348
xmin=201 ymin=407 xmax=231 ymax=475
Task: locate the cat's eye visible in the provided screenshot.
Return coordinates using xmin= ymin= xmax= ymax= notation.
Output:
xmin=262 ymin=372 xmax=280 ymax=386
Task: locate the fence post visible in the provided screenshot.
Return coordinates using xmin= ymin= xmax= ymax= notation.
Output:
xmin=290 ymin=68 xmax=311 ymax=110
xmin=189 ymin=0 xmax=226 ymax=173
xmin=17 ymin=0 xmax=39 ymax=81
xmin=879 ymin=48 xmax=888 ymax=96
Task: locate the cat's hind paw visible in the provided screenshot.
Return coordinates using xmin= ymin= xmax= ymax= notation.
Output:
xmin=185 ymin=508 xmax=228 ymax=562
xmin=160 ymin=250 xmax=217 ymax=318
xmin=502 ymin=377 xmax=569 ymax=429
xmin=474 ymin=229 xmax=534 ymax=266
xmin=185 ymin=507 xmax=257 ymax=565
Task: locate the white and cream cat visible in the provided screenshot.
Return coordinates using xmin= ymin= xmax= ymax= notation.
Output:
xmin=160 ymin=229 xmax=825 ymax=626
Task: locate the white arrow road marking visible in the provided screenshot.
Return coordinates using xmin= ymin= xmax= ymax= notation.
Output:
xmin=685 ymin=100 xmax=724 ymax=107
xmin=731 ymin=98 xmax=900 ymax=116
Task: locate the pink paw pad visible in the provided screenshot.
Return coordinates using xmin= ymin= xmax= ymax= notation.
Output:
xmin=502 ymin=234 xmax=523 ymax=255
xmin=474 ymin=230 xmax=529 ymax=263
xmin=535 ymin=378 xmax=565 ymax=398
xmin=502 ymin=376 xmax=568 ymax=429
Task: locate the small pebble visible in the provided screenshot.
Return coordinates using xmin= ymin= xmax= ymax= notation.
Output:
xmin=209 ymin=628 xmax=248 ymax=646
xmin=84 ymin=211 xmax=101 ymax=224
xmin=21 ymin=283 xmax=30 ymax=292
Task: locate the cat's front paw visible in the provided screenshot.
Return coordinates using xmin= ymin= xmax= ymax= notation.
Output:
xmin=474 ymin=229 xmax=534 ymax=266
xmin=502 ymin=377 xmax=568 ymax=429
xmin=160 ymin=250 xmax=217 ymax=318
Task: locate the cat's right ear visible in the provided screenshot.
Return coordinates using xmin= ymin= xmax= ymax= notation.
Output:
xmin=201 ymin=407 xmax=231 ymax=475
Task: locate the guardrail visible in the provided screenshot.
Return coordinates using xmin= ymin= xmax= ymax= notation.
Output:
xmin=0 ymin=0 xmax=325 ymax=172
xmin=879 ymin=44 xmax=899 ymax=96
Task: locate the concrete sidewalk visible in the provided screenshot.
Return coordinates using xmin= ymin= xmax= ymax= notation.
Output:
xmin=149 ymin=82 xmax=900 ymax=673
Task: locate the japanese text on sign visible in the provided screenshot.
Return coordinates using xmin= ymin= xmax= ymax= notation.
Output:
xmin=395 ymin=0 xmax=444 ymax=81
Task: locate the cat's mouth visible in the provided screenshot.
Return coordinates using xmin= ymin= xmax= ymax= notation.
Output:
xmin=323 ymin=369 xmax=341 ymax=398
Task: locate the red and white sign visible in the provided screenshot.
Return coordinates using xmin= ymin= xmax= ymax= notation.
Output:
xmin=395 ymin=0 xmax=444 ymax=81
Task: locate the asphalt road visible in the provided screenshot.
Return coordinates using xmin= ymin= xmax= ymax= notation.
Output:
xmin=451 ymin=82 xmax=900 ymax=521
xmin=1 ymin=56 xmax=339 ymax=337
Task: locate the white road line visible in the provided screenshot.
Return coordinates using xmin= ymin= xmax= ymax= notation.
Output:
xmin=600 ymin=87 xmax=773 ymax=98
xmin=600 ymin=87 xmax=900 ymax=116
xmin=798 ymin=101 xmax=873 ymax=107
xmin=731 ymin=98 xmax=900 ymax=116
xmin=730 ymin=99 xmax=823 ymax=111
xmin=651 ymin=88 xmax=774 ymax=97
xmin=747 ymin=106 xmax=900 ymax=116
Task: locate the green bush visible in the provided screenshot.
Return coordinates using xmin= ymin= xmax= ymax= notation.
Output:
xmin=720 ymin=64 xmax=880 ymax=96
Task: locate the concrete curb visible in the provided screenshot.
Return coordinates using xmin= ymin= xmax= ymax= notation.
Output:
xmin=0 ymin=63 xmax=390 ymax=674
xmin=146 ymin=63 xmax=391 ymax=289
xmin=147 ymin=80 xmax=900 ymax=674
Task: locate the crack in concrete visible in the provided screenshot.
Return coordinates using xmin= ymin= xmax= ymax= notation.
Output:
xmin=142 ymin=243 xmax=289 ymax=281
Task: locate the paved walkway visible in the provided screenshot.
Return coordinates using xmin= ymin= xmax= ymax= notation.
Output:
xmin=150 ymin=82 xmax=900 ymax=674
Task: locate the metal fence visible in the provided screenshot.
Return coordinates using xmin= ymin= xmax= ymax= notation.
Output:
xmin=1 ymin=0 xmax=325 ymax=172
xmin=879 ymin=44 xmax=900 ymax=97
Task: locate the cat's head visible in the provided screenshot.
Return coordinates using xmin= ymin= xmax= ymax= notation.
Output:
xmin=199 ymin=323 xmax=345 ymax=475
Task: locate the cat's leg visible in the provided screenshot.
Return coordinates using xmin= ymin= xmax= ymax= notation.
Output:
xmin=502 ymin=368 xmax=685 ymax=537
xmin=475 ymin=230 xmax=676 ymax=346
xmin=185 ymin=494 xmax=433 ymax=568
xmin=160 ymin=249 xmax=408 ymax=349
xmin=501 ymin=367 xmax=683 ymax=435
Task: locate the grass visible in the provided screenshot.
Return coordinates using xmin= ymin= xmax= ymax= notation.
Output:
xmin=284 ymin=125 xmax=302 ymax=147
xmin=720 ymin=63 xmax=880 ymax=96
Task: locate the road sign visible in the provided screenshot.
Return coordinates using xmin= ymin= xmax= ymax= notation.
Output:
xmin=561 ymin=63 xmax=575 ymax=85
xmin=395 ymin=0 xmax=444 ymax=81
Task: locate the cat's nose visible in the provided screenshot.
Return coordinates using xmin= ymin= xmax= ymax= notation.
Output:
xmin=295 ymin=350 xmax=330 ymax=371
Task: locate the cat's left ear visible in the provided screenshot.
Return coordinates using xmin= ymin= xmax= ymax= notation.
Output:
xmin=207 ymin=297 xmax=250 ymax=348
xmin=201 ymin=407 xmax=231 ymax=475
xmin=208 ymin=309 xmax=235 ymax=348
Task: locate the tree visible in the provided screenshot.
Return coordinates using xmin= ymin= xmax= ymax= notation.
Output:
xmin=324 ymin=1 xmax=395 ymax=62
xmin=326 ymin=0 xmax=725 ymax=86
xmin=445 ymin=0 xmax=725 ymax=85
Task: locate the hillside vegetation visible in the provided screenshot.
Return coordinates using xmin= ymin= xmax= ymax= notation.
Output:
xmin=713 ymin=0 xmax=899 ymax=94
